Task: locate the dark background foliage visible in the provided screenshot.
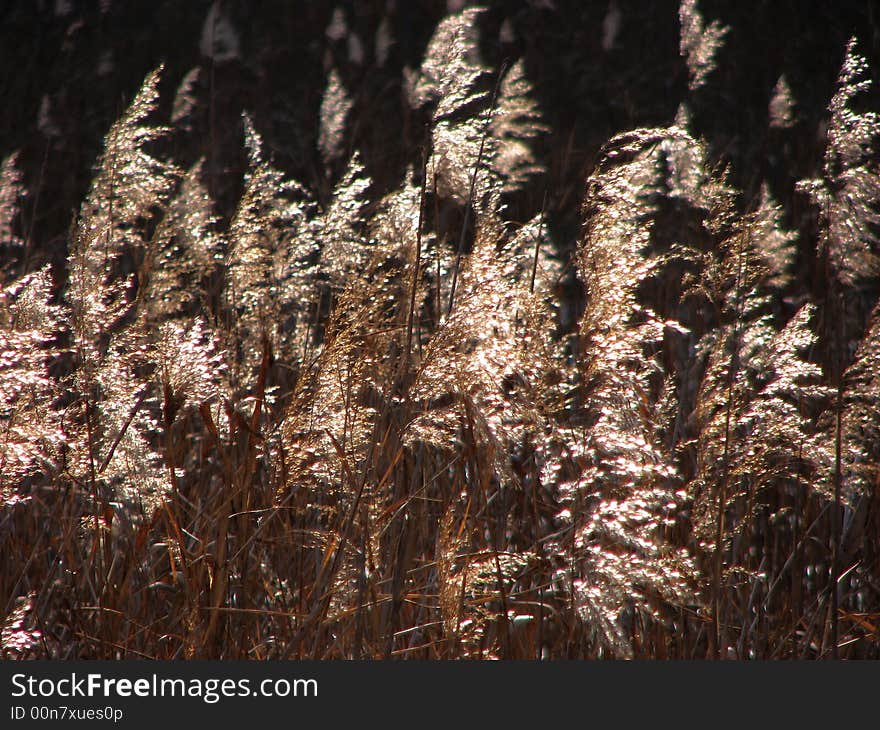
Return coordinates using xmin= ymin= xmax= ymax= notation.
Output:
xmin=3 ymin=0 xmax=877 ymax=275
xmin=2 ymin=1 xmax=880 ymax=661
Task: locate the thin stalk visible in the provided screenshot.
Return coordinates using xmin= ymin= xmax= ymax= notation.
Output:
xmin=405 ymin=142 xmax=429 ymax=363
xmin=712 ymin=229 xmax=749 ymax=659
xmin=98 ymin=389 xmax=148 ymax=475
xmin=830 ymin=290 xmax=844 ymax=659
xmin=447 ymin=60 xmax=509 ymax=315
xmin=22 ymin=139 xmax=50 ymax=269
xmin=530 ymin=189 xmax=548 ymax=295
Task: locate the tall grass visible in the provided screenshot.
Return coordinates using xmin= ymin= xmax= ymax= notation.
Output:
xmin=1 ymin=4 xmax=879 ymax=659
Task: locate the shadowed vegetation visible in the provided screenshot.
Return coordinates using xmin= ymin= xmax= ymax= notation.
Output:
xmin=1 ymin=1 xmax=879 ymax=659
